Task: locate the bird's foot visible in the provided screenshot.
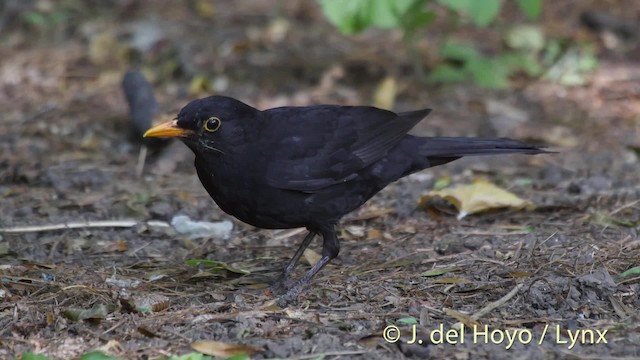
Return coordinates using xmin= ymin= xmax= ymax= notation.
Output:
xmin=276 ymin=280 xmax=306 ymax=307
xmin=270 ymin=273 xmax=296 ymax=295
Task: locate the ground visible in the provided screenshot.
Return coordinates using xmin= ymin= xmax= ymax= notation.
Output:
xmin=1 ymin=1 xmax=639 ymax=359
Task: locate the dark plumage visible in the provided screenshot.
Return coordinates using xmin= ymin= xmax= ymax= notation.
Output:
xmin=145 ymin=95 xmax=548 ymax=302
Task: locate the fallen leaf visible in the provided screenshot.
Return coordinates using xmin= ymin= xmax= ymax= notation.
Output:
xmin=191 ymin=340 xmax=260 ymax=357
xmin=618 ymin=266 xmax=640 ymax=280
xmin=185 ymin=259 xmax=250 ymax=275
xmin=63 ymin=303 xmax=116 ymax=322
xmin=397 ymin=317 xmax=418 ymax=324
xmin=347 ymin=207 xmax=395 ymax=221
xmin=193 ymin=0 xmax=215 ymax=18
xmin=367 ymin=229 xmax=382 ymax=239
xmin=421 ymin=266 xmax=459 ymax=277
xmin=112 ymin=239 xmax=129 ymax=252
xmin=302 ymin=248 xmax=321 ymax=266
xmin=418 ymin=179 xmax=535 ymax=219
xmin=432 ymin=277 xmax=471 ymax=284
xmin=443 ymin=308 xmax=479 ymax=328
xmin=133 ymin=293 xmax=170 ymax=313
xmin=345 ymin=225 xmax=365 ymax=237
xmin=372 ymin=76 xmax=397 ymax=110
xmin=189 ymin=75 xmax=210 ymax=95
xmin=507 ymin=271 xmax=533 ymax=278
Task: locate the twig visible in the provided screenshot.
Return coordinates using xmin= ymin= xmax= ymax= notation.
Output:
xmin=609 ymin=199 xmax=640 ymax=216
xmin=273 ymin=227 xmax=306 ymax=241
xmin=286 ymin=350 xmax=371 ymax=359
xmin=136 ymin=145 xmax=148 ymax=178
xmin=452 ymin=230 xmax=531 ymax=236
xmin=471 ymin=283 xmax=525 ymax=321
xmin=0 ymin=220 xmax=170 ymax=234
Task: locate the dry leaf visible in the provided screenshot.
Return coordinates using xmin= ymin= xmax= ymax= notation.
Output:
xmin=418 ymin=180 xmax=535 ymax=219
xmin=112 ymin=239 xmax=129 ymax=252
xmin=302 ymin=248 xmax=321 ymax=266
xmin=345 ymin=225 xmax=365 ymax=237
xmin=189 ymin=75 xmax=210 ymax=95
xmin=367 ymin=229 xmax=382 ymax=239
xmin=373 ymin=76 xmax=397 ymax=110
xmin=443 ymin=308 xmax=479 ymax=328
xmin=133 ymin=294 xmax=170 ymax=313
xmin=192 ymin=340 xmax=260 ymax=357
xmin=348 ymin=207 xmax=395 ymax=221
xmin=193 ymin=0 xmax=215 ymax=18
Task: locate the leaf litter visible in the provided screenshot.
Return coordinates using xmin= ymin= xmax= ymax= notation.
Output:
xmin=2 ymin=1 xmax=640 ymax=359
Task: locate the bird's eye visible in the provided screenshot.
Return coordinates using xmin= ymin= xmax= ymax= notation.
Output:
xmin=203 ymin=116 xmax=222 ymax=132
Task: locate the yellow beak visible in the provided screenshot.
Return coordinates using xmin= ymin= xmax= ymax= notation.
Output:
xmin=143 ymin=120 xmax=190 ymax=138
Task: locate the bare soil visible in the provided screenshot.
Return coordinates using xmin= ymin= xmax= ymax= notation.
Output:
xmin=1 ymin=1 xmax=639 ymax=359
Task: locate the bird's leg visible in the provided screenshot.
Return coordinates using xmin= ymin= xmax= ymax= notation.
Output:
xmin=279 ymin=224 xmax=340 ymax=304
xmin=271 ymin=230 xmax=316 ymax=293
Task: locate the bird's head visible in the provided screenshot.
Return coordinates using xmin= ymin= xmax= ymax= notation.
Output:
xmin=143 ymin=95 xmax=259 ymax=155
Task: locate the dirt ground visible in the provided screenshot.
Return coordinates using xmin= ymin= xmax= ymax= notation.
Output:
xmin=1 ymin=1 xmax=639 ymax=359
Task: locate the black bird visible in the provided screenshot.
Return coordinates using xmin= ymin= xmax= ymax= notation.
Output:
xmin=122 ymin=69 xmax=169 ymax=148
xmin=144 ymin=96 xmax=547 ymax=302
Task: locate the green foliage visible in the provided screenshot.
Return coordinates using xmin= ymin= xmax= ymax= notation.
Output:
xmin=317 ymin=0 xmax=571 ymax=89
xmin=318 ymin=0 xmax=543 ymax=34
xmin=20 ymin=353 xmax=51 ymax=360
xmin=428 ymin=39 xmax=545 ymax=89
xmin=542 ymin=42 xmax=598 ymax=86
xmin=319 ymin=0 xmax=432 ymax=34
xmin=397 ymin=317 xmax=419 ymax=324
xmin=505 ymin=25 xmax=545 ymax=51
xmin=79 ymin=352 xmax=119 ymax=360
xmin=438 ymin=0 xmax=502 ymax=27
xmin=21 ymin=9 xmax=67 ymax=30
xmin=516 ymin=0 xmax=542 ymax=19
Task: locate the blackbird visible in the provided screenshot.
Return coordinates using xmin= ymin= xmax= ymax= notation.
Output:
xmin=144 ymin=95 xmax=547 ymax=302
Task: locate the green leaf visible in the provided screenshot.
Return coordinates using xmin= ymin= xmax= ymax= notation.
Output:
xmin=403 ymin=9 xmax=437 ymax=35
xmin=227 ymin=355 xmax=251 ymax=360
xmin=185 ymin=259 xmax=250 ymax=275
xmin=421 ymin=266 xmax=459 ymax=277
xmin=542 ymin=39 xmax=561 ymax=65
xmin=516 ymin=0 xmax=542 ymax=19
xmin=505 ymin=25 xmax=545 ymax=51
xmin=369 ymin=0 xmax=420 ymax=28
xmin=398 ymin=317 xmax=418 ymax=324
xmin=577 ymin=47 xmax=598 ymax=71
xmin=168 ymin=353 xmax=213 ymax=360
xmin=437 ymin=0 xmax=471 ymax=13
xmin=500 ymin=53 xmax=542 ymax=76
xmin=20 ymin=353 xmax=51 ymax=360
xmin=427 ymin=64 xmax=467 ymax=84
xmin=439 ymin=0 xmax=502 ymax=26
xmin=79 ymin=352 xmax=118 ymax=360
xmin=22 ymin=11 xmax=48 ymax=27
xmin=63 ymin=304 xmax=116 ymax=322
xmin=468 ymin=0 xmax=502 ymax=27
xmin=319 ymin=0 xmax=424 ymax=34
xmin=466 ymin=57 xmax=510 ymax=88
xmin=618 ymin=266 xmax=640 ymax=280
xmin=440 ymin=42 xmax=479 ymax=61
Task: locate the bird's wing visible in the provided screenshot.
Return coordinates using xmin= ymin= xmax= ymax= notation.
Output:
xmin=264 ymin=106 xmax=430 ymax=192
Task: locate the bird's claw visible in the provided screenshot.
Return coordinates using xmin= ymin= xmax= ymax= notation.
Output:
xmin=276 ymin=281 xmax=305 ymax=307
xmin=270 ymin=273 xmax=296 ymax=295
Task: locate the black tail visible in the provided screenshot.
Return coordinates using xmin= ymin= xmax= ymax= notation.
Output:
xmin=419 ymin=137 xmax=549 ymax=157
xmin=416 ymin=137 xmax=550 ymax=168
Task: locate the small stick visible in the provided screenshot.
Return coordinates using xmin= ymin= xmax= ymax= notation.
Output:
xmin=471 ymin=283 xmax=525 ymax=321
xmin=0 ymin=220 xmax=170 ymax=234
xmin=136 ymin=145 xmax=148 ymax=178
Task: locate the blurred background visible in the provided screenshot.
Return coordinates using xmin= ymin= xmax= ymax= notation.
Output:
xmin=1 ymin=0 xmax=639 ymax=359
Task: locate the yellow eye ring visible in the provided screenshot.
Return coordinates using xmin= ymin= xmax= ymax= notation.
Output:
xmin=204 ymin=117 xmax=222 ymax=132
